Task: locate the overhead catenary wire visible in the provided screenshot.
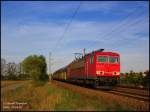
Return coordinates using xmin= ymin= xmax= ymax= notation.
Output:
xmin=85 ymin=4 xmax=147 ymax=50
xmin=54 ymin=2 xmax=140 ymax=55
xmin=53 ymin=2 xmax=140 ymax=59
xmin=106 ymin=15 xmax=148 ymax=49
xmin=92 ymin=12 xmax=147 ymax=51
xmin=49 ymin=2 xmax=82 ymax=73
xmin=52 ymin=2 xmax=82 ymax=53
xmin=53 ymin=3 xmax=142 ymax=60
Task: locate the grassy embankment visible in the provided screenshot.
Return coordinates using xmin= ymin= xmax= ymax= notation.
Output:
xmin=1 ymin=80 xmax=26 ymax=88
xmin=1 ymin=80 xmax=129 ymax=111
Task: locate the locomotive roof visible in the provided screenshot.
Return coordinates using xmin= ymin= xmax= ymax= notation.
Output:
xmin=85 ymin=50 xmax=119 ymax=57
xmin=94 ymin=51 xmax=119 ymax=56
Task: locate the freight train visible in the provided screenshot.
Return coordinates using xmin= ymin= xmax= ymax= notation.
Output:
xmin=52 ymin=49 xmax=120 ymax=88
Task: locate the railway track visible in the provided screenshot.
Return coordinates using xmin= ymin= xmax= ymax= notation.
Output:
xmin=117 ymin=84 xmax=148 ymax=90
xmin=101 ymin=86 xmax=149 ymax=102
xmin=66 ymin=81 xmax=149 ymax=102
xmin=54 ymin=80 xmax=149 ymax=102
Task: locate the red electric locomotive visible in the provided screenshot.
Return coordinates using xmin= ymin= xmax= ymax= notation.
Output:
xmin=53 ymin=49 xmax=120 ymax=88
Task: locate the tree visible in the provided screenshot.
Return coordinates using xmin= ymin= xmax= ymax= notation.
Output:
xmin=22 ymin=55 xmax=49 ymax=82
xmin=6 ymin=62 xmax=17 ymax=80
xmin=143 ymin=70 xmax=149 ymax=87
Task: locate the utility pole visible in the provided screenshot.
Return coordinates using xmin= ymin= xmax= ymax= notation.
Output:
xmin=49 ymin=52 xmax=51 ymax=80
xmin=83 ymin=48 xmax=85 ymax=56
xmin=49 ymin=52 xmax=51 ymax=75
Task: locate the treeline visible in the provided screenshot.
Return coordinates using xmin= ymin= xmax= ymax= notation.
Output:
xmin=120 ymin=70 xmax=149 ymax=87
xmin=1 ymin=62 xmax=30 ymax=80
xmin=1 ymin=73 xmax=30 ymax=80
xmin=1 ymin=55 xmax=49 ymax=83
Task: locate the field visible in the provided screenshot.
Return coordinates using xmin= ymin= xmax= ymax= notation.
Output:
xmin=1 ymin=80 xmax=132 ymax=111
xmin=1 ymin=80 xmax=25 ymax=88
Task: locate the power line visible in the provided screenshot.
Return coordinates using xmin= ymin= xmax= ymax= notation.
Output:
xmin=53 ymin=3 xmax=139 ymax=68
xmin=93 ymin=16 xmax=146 ymax=52
xmin=54 ymin=2 xmax=139 ymax=59
xmin=107 ymin=16 xmax=148 ymax=49
xmin=102 ymin=11 xmax=146 ymax=40
xmin=86 ymin=5 xmax=146 ymax=50
xmin=50 ymin=2 xmax=82 ymax=73
xmin=108 ymin=13 xmax=146 ymax=46
xmin=52 ymin=2 xmax=82 ymax=53
xmin=93 ymin=15 xmax=147 ymax=52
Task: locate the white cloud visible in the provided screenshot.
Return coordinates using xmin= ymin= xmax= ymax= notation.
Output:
xmin=2 ymin=14 xmax=149 ymax=73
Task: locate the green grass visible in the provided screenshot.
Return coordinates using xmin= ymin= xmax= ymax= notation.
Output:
xmin=2 ymin=81 xmax=130 ymax=111
xmin=31 ymin=80 xmax=47 ymax=86
xmin=47 ymin=86 xmax=56 ymax=95
xmin=53 ymin=87 xmax=129 ymax=111
xmin=55 ymin=89 xmax=110 ymax=111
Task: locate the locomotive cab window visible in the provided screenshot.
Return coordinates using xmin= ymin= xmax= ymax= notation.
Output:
xmin=109 ymin=57 xmax=119 ymax=63
xmin=97 ymin=56 xmax=108 ymax=63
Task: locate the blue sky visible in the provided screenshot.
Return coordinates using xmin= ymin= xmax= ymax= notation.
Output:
xmin=1 ymin=1 xmax=149 ymax=73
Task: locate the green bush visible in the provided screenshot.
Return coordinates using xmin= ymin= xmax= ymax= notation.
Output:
xmin=120 ymin=71 xmax=149 ymax=87
xmin=22 ymin=55 xmax=49 ymax=82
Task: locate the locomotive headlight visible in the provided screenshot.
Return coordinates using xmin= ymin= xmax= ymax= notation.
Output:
xmin=113 ymin=72 xmax=120 ymax=75
xmin=100 ymin=71 xmax=104 ymax=75
xmin=113 ymin=72 xmax=116 ymax=75
xmin=116 ymin=72 xmax=120 ymax=75
xmin=96 ymin=71 xmax=99 ymax=74
xmin=96 ymin=71 xmax=104 ymax=75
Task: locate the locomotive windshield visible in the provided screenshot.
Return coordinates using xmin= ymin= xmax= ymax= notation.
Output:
xmin=109 ymin=57 xmax=119 ymax=63
xmin=97 ymin=56 xmax=108 ymax=63
xmin=97 ymin=56 xmax=119 ymax=63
